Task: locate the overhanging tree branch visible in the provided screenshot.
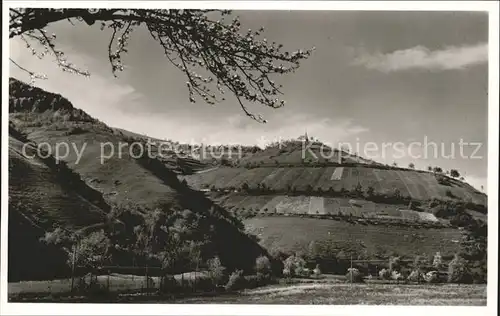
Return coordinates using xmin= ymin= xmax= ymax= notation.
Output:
xmin=9 ymin=8 xmax=314 ymax=122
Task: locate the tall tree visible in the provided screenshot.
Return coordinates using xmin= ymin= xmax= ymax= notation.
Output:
xmin=450 ymin=169 xmax=460 ymax=178
xmin=459 ymin=220 xmax=487 ymax=282
xmin=433 ymin=166 xmax=443 ymax=174
xmin=9 ymin=8 xmax=314 ymax=122
xmin=432 ymin=251 xmax=443 ymax=270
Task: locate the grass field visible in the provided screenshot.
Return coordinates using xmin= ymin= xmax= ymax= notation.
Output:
xmin=173 ymin=282 xmax=486 ymax=305
xmin=9 ymin=274 xmax=486 ymax=305
xmin=8 ymin=272 xmax=212 ymax=297
xmin=244 ymin=217 xmax=461 ymax=257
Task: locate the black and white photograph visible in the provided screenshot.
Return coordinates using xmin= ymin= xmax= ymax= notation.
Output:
xmin=1 ymin=1 xmax=498 ymax=314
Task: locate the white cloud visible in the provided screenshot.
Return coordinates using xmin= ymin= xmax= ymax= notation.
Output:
xmin=352 ymin=42 xmax=488 ymax=72
xmin=9 ymin=38 xmax=147 ymax=130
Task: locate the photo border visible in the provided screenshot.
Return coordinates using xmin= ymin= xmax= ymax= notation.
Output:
xmin=1 ymin=1 xmax=498 ymax=315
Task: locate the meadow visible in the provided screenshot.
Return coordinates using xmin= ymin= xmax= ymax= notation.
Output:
xmin=244 ymin=217 xmax=461 ymax=258
xmin=9 ymin=276 xmax=486 ymax=305
xmin=174 ymin=282 xmax=486 ymax=305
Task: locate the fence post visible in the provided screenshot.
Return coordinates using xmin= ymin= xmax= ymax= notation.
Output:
xmin=145 ymin=265 xmax=149 ymax=294
xmin=70 ymin=243 xmax=77 ymax=294
xmin=194 ymin=261 xmax=198 ymax=293
xmin=107 ymin=270 xmax=110 ymax=292
xmin=350 ymin=255 xmax=353 ymax=285
xmin=181 ymin=271 xmax=184 ymax=291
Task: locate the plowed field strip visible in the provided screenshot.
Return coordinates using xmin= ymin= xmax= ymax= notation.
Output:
xmin=330 ymin=167 xmax=344 ymax=180
xmin=308 ymin=196 xmax=325 ymax=215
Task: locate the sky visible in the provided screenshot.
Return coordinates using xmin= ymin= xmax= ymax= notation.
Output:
xmin=9 ymin=10 xmax=489 ymax=191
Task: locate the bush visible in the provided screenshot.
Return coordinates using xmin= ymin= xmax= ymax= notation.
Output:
xmin=366 ymin=186 xmax=375 ymax=198
xmin=354 ymin=183 xmax=363 ymax=195
xmin=295 ymin=266 xmax=311 ymax=278
xmin=345 ymin=268 xmax=364 ymax=283
xmin=282 ymin=268 xmax=292 ymax=278
xmin=433 ymin=167 xmax=443 ymax=174
xmin=423 ymin=271 xmax=440 ymax=283
xmin=389 ymin=256 xmax=401 ymax=272
xmin=469 ymin=264 xmax=487 ymax=284
xmin=225 ymin=271 xmax=275 ymax=292
xmin=407 ymin=270 xmax=423 ymax=283
xmin=283 ymin=254 xmax=306 ymax=277
xmin=378 ymin=268 xmax=391 ymax=280
xmin=432 ymin=252 xmax=443 ymax=270
xmin=391 ymin=270 xmax=404 ymax=281
xmin=312 ymin=264 xmax=322 ymax=278
xmin=225 ymin=270 xmax=246 ymax=291
xmin=255 ymin=255 xmax=272 ymax=276
xmin=450 ymin=169 xmax=460 ymax=178
xmin=207 ymin=256 xmax=227 ymax=287
xmin=392 ymin=188 xmax=402 ymax=200
xmin=448 ymin=254 xmax=472 ymax=284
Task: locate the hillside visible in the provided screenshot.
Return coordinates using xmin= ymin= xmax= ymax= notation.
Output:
xmin=7 ymin=76 xmax=487 ymax=280
xmin=180 ymin=137 xmax=487 ymax=259
xmin=244 ymin=217 xmax=462 ymax=259
xmin=8 ymin=128 xmax=110 ymax=281
xmin=8 ymin=78 xmax=267 ymax=280
xmin=183 ymin=166 xmax=486 ymax=205
xmin=9 ymin=134 xmax=108 ymax=229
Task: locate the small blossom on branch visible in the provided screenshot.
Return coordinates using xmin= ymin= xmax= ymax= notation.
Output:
xmin=9 ymin=8 xmax=314 ymax=122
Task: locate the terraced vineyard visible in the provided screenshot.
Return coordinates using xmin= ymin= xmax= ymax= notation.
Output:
xmin=182 ymin=166 xmax=486 ymax=205
xmin=210 ymin=193 xmax=443 ymax=223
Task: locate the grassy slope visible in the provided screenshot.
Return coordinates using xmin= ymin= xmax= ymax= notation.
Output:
xmin=8 ymin=132 xmax=110 ymax=281
xmin=8 ymin=75 xmax=206 ymax=211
